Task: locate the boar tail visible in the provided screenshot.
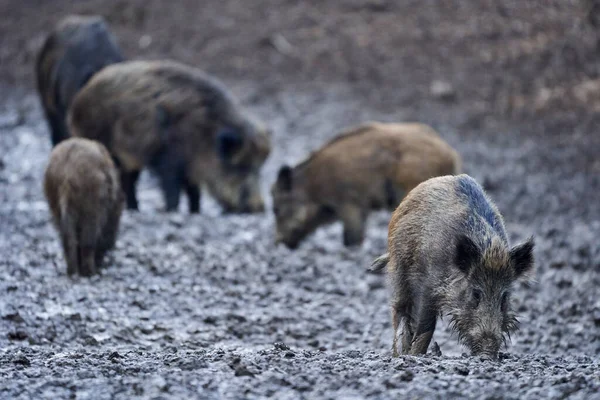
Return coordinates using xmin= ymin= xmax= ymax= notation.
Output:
xmin=368 ymin=253 xmax=389 ymax=274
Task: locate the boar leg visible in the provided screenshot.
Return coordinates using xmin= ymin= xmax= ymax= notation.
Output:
xmin=61 ymin=230 xmax=78 ymax=277
xmin=409 ymin=294 xmax=438 ymax=355
xmin=339 ymin=205 xmax=367 ymax=247
xmin=78 ymin=222 xmax=99 ymax=277
xmin=391 ymin=307 xmax=400 ymax=357
xmin=391 ymin=275 xmax=414 ymax=356
xmin=160 ymin=174 xmax=182 ymax=212
xmin=401 ymin=318 xmax=415 ymax=355
xmin=59 ymin=215 xmax=79 ymax=276
xmin=153 ymin=151 xmax=183 ymax=212
xmin=184 ymin=178 xmax=201 ymax=214
xmin=121 ymin=170 xmax=140 ymax=210
xmin=79 ymin=245 xmax=96 ymax=277
xmin=46 ymin=110 xmax=68 ymax=146
xmin=96 ymin=211 xmax=120 ymax=268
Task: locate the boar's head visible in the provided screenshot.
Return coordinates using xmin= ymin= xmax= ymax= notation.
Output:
xmin=206 ymin=121 xmax=270 ymax=214
xmin=271 ymin=165 xmax=332 ymax=249
xmin=445 ymin=234 xmax=535 ymax=359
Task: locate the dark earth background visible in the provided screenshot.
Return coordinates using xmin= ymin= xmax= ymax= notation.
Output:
xmin=1 ymin=1 xmax=599 ymax=399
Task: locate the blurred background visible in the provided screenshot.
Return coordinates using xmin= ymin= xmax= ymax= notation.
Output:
xmin=2 ymin=0 xmax=600 ymax=134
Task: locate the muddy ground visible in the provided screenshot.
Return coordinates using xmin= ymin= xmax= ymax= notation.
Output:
xmin=1 ymin=1 xmax=600 ymax=399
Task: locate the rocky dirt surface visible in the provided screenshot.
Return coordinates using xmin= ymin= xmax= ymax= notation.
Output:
xmin=1 ymin=1 xmax=600 ymax=399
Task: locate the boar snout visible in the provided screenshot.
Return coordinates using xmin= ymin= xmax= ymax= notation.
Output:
xmin=222 ymin=194 xmax=265 ymax=214
xmin=471 ymin=332 xmax=502 ymax=360
xmin=238 ymin=186 xmax=265 ymax=213
xmin=275 ymin=233 xmax=299 ymax=249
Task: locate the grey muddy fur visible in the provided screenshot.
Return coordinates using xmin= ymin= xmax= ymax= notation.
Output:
xmin=372 ymin=174 xmax=534 ymax=359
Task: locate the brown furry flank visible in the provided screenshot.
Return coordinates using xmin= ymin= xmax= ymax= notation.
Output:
xmin=43 ymin=138 xmax=124 ymax=277
xmin=272 ymin=122 xmax=461 ymax=248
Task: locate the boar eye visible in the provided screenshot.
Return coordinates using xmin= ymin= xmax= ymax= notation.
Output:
xmin=273 ymin=206 xmax=280 ymax=217
xmin=471 ymin=288 xmax=482 ymax=307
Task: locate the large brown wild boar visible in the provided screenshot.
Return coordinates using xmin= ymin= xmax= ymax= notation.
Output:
xmin=271 ymin=122 xmax=461 ymax=248
xmin=68 ymin=60 xmax=271 ymax=214
xmin=44 ymin=138 xmax=124 ymax=277
xmin=370 ymin=174 xmax=535 ymax=359
xmin=35 ymin=15 xmax=124 ymax=146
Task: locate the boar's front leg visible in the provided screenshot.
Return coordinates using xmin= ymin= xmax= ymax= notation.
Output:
xmin=121 ymin=169 xmax=140 ymax=210
xmin=60 ymin=226 xmax=78 ymax=277
xmin=184 ymin=178 xmax=201 ymax=214
xmin=339 ymin=204 xmax=367 ymax=247
xmin=409 ymin=293 xmax=438 ymax=355
xmin=153 ymin=150 xmax=183 ymax=212
xmin=46 ymin=110 xmax=69 ymax=146
xmin=401 ymin=318 xmax=415 ymax=355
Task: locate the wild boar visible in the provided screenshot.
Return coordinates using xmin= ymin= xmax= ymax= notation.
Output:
xmin=370 ymin=174 xmax=535 ymax=359
xmin=271 ymin=122 xmax=461 ymax=248
xmin=44 ymin=138 xmax=124 ymax=277
xmin=68 ymin=60 xmax=271 ymax=214
xmin=35 ymin=15 xmax=124 ymax=146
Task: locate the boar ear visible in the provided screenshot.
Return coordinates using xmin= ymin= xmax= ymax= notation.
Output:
xmin=276 ymin=165 xmax=293 ymax=191
xmin=217 ymin=129 xmax=244 ymax=163
xmin=510 ymin=237 xmax=534 ymax=278
xmin=455 ymin=234 xmax=480 ymax=275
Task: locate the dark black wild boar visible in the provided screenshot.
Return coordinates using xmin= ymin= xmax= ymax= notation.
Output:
xmin=35 ymin=15 xmax=124 ymax=146
xmin=370 ymin=174 xmax=534 ymax=359
xmin=44 ymin=138 xmax=124 ymax=277
xmin=271 ymin=122 xmax=461 ymax=248
xmin=68 ymin=60 xmax=271 ymax=214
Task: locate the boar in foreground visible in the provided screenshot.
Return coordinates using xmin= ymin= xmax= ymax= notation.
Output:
xmin=370 ymin=174 xmax=534 ymax=359
xmin=35 ymin=15 xmax=124 ymax=146
xmin=44 ymin=138 xmax=124 ymax=277
xmin=69 ymin=60 xmax=271 ymax=214
xmin=271 ymin=122 xmax=461 ymax=248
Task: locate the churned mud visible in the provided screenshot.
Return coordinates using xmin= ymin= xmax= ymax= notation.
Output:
xmin=1 ymin=1 xmax=600 ymax=399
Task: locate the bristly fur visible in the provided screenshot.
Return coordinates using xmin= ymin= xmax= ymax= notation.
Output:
xmin=381 ymin=174 xmax=535 ymax=358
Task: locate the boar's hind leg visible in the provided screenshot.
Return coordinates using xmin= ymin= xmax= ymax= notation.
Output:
xmin=339 ymin=205 xmax=367 ymax=247
xmin=60 ymin=228 xmax=78 ymax=277
xmin=391 ymin=275 xmax=414 ymax=357
xmin=409 ymin=294 xmax=437 ymax=355
xmin=152 ymin=150 xmax=183 ymax=212
xmin=95 ymin=211 xmax=120 ymax=268
xmin=79 ymin=245 xmax=96 ymax=277
xmin=121 ymin=170 xmax=141 ymax=210
xmin=46 ymin=110 xmax=69 ymax=146
xmin=184 ymin=178 xmax=201 ymax=214
xmin=78 ymin=222 xmax=99 ymax=277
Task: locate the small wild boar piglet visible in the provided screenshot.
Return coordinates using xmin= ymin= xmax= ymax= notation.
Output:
xmin=36 ymin=15 xmax=124 ymax=146
xmin=370 ymin=174 xmax=535 ymax=359
xmin=44 ymin=138 xmax=124 ymax=277
xmin=272 ymin=122 xmax=461 ymax=248
xmin=69 ymin=60 xmax=271 ymax=214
